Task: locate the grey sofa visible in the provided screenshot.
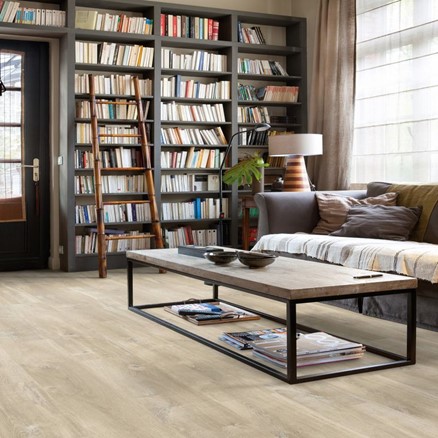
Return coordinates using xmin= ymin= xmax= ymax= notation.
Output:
xmin=254 ymin=182 xmax=438 ymax=331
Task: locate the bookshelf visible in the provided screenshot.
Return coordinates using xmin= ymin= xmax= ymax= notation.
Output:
xmin=0 ymin=0 xmax=306 ymax=271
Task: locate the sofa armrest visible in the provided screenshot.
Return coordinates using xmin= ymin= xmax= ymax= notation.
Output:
xmin=254 ymin=190 xmax=366 ymax=238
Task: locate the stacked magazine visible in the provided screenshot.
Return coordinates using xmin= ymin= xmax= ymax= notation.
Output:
xmin=164 ymin=301 xmax=260 ymax=325
xmin=252 ymin=331 xmax=365 ymax=368
xmin=220 ymin=327 xmax=287 ymax=349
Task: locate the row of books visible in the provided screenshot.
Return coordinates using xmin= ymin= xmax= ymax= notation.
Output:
xmin=161 ymin=148 xmax=225 ymax=170
xmin=161 ymin=76 xmax=230 ymax=100
xmin=160 ymin=126 xmax=227 ymax=146
xmin=75 ymin=42 xmax=154 ymax=67
xmin=237 ymin=106 xmax=271 ymax=124
xmin=161 ymin=174 xmax=219 ymax=193
xmin=75 ymin=202 xmax=151 ymax=225
xmin=238 ymin=58 xmax=288 ymax=76
xmin=220 ymin=328 xmax=365 ymax=368
xmin=75 ymin=74 xmax=153 ymax=97
xmin=0 ymin=2 xmax=66 ymax=26
xmin=160 ymin=14 xmax=219 ymax=40
xmin=100 ymin=148 xmax=144 ymax=169
xmin=76 ymin=100 xmax=150 ymax=121
xmin=76 ymin=124 xmax=139 ymax=144
xmin=257 ymin=85 xmax=299 ymax=102
xmin=161 ymin=49 xmax=227 ymax=72
xmin=238 ymin=129 xmax=269 ymax=146
xmin=266 ymin=156 xmax=287 ymax=168
xmin=163 ymin=227 xmax=217 ymax=248
xmin=237 ymin=23 xmax=267 ymax=45
xmin=75 ymin=175 xmax=146 ymax=195
xmin=75 ymin=10 xmax=153 ymax=35
xmin=161 ymin=198 xmax=228 ymax=221
xmin=238 ymin=84 xmax=300 ymax=103
xmin=75 ymin=230 xmax=152 ymax=255
xmin=160 ymin=102 xmax=226 ymax=123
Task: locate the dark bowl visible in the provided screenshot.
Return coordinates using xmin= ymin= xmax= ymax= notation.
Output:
xmin=204 ymin=251 xmax=238 ymax=265
xmin=237 ymin=251 xmax=277 ymax=268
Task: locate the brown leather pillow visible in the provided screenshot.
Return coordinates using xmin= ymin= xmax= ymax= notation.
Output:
xmin=330 ymin=205 xmax=422 ymax=241
xmin=312 ymin=192 xmax=398 ymax=234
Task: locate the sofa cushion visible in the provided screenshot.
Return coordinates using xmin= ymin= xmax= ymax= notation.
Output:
xmin=330 ymin=205 xmax=422 ymax=241
xmin=312 ymin=192 xmax=398 ymax=235
xmin=367 ymin=181 xmax=438 ymax=243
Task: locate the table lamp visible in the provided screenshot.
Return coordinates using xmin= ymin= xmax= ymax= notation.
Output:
xmin=268 ymin=133 xmax=323 ymax=191
xmin=218 ymin=122 xmax=271 ymax=245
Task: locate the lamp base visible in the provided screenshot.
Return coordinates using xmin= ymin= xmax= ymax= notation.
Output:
xmin=283 ymin=156 xmax=311 ymax=192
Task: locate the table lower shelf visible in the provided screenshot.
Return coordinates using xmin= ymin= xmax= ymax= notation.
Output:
xmin=128 ymin=287 xmax=416 ymax=384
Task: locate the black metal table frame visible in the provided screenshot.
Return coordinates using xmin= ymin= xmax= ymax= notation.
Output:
xmin=127 ymin=259 xmax=416 ymax=384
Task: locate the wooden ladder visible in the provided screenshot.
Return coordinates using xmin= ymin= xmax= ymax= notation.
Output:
xmin=88 ymin=74 xmax=163 ymax=278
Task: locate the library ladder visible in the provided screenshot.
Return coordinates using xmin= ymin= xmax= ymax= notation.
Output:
xmin=88 ymin=74 xmax=164 ymax=278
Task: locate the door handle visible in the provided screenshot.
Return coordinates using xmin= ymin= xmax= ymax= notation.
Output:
xmin=19 ymin=158 xmax=39 ymax=182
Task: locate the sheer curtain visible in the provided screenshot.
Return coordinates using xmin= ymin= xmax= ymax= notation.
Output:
xmin=352 ymin=0 xmax=438 ymax=184
xmin=307 ymin=0 xmax=356 ymax=190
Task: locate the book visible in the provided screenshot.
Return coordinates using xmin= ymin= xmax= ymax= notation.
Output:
xmin=165 ymin=301 xmax=260 ymax=325
xmin=220 ymin=327 xmax=287 ymax=350
xmin=75 ymin=10 xmax=98 ymax=30
xmin=251 ymin=331 xmax=366 ymax=368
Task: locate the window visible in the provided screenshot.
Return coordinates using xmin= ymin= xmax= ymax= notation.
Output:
xmin=352 ymin=0 xmax=438 ymax=183
xmin=0 ymin=50 xmax=24 ymax=221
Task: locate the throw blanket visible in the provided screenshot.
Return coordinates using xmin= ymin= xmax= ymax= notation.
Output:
xmin=253 ymin=234 xmax=438 ymax=283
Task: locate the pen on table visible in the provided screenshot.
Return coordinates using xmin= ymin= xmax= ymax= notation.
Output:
xmin=353 ymin=274 xmax=384 ymax=279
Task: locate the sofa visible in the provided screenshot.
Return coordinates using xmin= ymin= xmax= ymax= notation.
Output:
xmin=253 ymin=182 xmax=438 ymax=331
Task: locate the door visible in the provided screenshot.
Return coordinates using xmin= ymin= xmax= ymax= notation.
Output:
xmin=0 ymin=40 xmax=49 ymax=270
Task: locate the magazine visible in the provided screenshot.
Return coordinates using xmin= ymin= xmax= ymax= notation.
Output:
xmin=219 ymin=327 xmax=288 ymax=350
xmin=251 ymin=331 xmax=366 ymax=368
xmin=253 ymin=348 xmax=366 ymax=368
xmin=164 ymin=301 xmax=260 ymax=325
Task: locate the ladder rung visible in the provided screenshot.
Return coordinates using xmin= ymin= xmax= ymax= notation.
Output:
xmin=106 ymin=234 xmax=155 ymax=241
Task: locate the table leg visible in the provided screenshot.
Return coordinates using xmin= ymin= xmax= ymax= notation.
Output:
xmin=127 ymin=259 xmax=134 ymax=308
xmin=286 ymin=300 xmax=297 ymax=384
xmin=212 ymin=283 xmax=219 ymax=300
xmin=407 ymin=288 xmax=416 ymax=363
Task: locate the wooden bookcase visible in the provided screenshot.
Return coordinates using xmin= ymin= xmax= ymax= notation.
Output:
xmin=0 ymin=0 xmax=307 ymax=271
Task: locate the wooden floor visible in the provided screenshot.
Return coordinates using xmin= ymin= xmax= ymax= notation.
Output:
xmin=1 ymin=268 xmax=438 ymax=438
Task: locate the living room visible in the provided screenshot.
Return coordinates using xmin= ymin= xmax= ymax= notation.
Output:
xmin=1 ymin=0 xmax=437 ymax=436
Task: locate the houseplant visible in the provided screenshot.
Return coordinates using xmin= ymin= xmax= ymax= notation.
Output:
xmin=223 ymin=152 xmax=269 ymax=193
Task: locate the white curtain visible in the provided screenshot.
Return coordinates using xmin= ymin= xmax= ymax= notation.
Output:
xmin=307 ymin=0 xmax=356 ymax=190
xmin=352 ymin=0 xmax=438 ymax=184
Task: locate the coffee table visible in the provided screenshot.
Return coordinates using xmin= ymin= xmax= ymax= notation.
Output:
xmin=126 ymin=248 xmax=417 ymax=384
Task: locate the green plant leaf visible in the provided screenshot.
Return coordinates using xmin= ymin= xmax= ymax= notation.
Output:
xmin=223 ymin=153 xmax=269 ymax=186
